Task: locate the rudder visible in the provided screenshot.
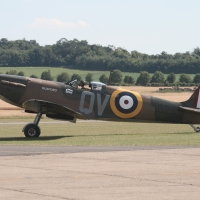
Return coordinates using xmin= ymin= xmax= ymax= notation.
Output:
xmin=181 ymin=86 xmax=200 ymax=108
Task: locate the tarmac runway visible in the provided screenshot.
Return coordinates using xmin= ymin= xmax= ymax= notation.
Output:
xmin=1 ymin=146 xmax=200 ymax=200
xmin=0 ymin=145 xmax=195 ymax=156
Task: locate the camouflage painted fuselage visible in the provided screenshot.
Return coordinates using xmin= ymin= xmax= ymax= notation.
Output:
xmin=0 ymin=74 xmax=200 ymax=124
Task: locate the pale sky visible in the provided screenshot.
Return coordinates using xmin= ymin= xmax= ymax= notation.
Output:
xmin=1 ymin=0 xmax=200 ymax=55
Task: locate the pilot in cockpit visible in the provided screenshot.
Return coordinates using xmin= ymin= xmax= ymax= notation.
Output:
xmin=79 ymin=80 xmax=86 ymax=90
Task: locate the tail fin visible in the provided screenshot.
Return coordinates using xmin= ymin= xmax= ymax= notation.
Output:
xmin=181 ymin=87 xmax=200 ymax=108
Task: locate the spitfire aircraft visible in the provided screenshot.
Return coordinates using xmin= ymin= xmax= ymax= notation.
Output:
xmin=0 ymin=74 xmax=200 ymax=138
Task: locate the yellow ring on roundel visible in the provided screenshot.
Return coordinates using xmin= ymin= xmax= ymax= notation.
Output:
xmin=110 ymin=88 xmax=143 ymax=119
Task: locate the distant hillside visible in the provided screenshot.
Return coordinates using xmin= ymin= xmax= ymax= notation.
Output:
xmin=0 ymin=38 xmax=200 ymax=73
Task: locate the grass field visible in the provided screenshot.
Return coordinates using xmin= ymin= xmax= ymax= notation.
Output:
xmin=0 ymin=119 xmax=199 ymax=146
xmin=0 ymin=67 xmax=197 ymax=81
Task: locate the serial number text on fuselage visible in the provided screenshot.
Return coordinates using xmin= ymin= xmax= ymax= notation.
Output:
xmin=155 ymin=107 xmax=176 ymax=115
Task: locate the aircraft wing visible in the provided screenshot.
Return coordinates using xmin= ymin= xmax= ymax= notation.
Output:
xmin=179 ymin=106 xmax=200 ymax=113
xmin=22 ymin=99 xmax=86 ymax=120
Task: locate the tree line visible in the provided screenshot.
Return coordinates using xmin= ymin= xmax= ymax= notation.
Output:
xmin=0 ymin=38 xmax=200 ymax=74
xmin=3 ymin=69 xmax=200 ymax=87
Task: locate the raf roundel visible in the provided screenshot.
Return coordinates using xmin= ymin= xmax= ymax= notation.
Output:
xmin=110 ymin=89 xmax=143 ymax=118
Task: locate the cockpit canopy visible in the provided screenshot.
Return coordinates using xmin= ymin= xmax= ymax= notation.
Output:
xmin=90 ymin=81 xmax=106 ymax=92
xmin=67 ymin=79 xmax=106 ymax=92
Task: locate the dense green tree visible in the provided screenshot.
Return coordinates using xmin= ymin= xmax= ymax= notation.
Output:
xmin=193 ymin=73 xmax=200 ymax=84
xmin=30 ymin=74 xmax=38 ymax=78
xmin=17 ymin=71 xmax=25 ymax=76
xmin=136 ymin=71 xmax=151 ymax=86
xmin=41 ymin=70 xmax=53 ymax=81
xmin=28 ymin=48 xmax=45 ymax=66
xmin=6 ymin=69 xmax=17 ymax=75
xmin=193 ymin=47 xmax=200 ymax=56
xmin=166 ymin=72 xmax=176 ymax=83
xmin=110 ymin=70 xmax=123 ymax=85
xmin=123 ymin=75 xmax=134 ymax=84
xmin=57 ymin=72 xmax=70 ymax=82
xmin=85 ymin=73 xmax=93 ymax=83
xmin=71 ymin=73 xmax=82 ymax=82
xmin=151 ymin=71 xmax=165 ymax=83
xmin=179 ymin=73 xmax=191 ymax=83
xmin=1 ymin=38 xmax=200 ymax=74
xmin=99 ymin=74 xmax=108 ymax=84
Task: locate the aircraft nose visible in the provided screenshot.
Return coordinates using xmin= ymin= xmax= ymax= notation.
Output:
xmin=0 ymin=74 xmax=27 ymax=87
xmin=0 ymin=74 xmax=29 ymax=107
xmin=0 ymin=74 xmax=27 ymax=98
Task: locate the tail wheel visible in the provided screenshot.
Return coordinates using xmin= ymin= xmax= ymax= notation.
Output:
xmin=24 ymin=123 xmax=41 ymax=137
xmin=196 ymin=127 xmax=200 ymax=132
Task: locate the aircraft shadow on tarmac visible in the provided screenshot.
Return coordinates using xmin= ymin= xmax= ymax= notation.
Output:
xmin=0 ymin=132 xmax=194 ymax=142
xmin=0 ymin=136 xmax=70 ymax=141
xmin=0 ymin=133 xmax=139 ymax=141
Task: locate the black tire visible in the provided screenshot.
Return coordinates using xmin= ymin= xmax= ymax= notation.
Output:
xmin=24 ymin=124 xmax=41 ymax=137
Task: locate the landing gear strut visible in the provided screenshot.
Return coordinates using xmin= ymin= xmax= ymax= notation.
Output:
xmin=190 ymin=124 xmax=200 ymax=132
xmin=22 ymin=112 xmax=42 ymax=137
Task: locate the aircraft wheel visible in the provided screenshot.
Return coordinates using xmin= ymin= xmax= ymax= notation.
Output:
xmin=24 ymin=124 xmax=41 ymax=138
xmin=196 ymin=127 xmax=200 ymax=132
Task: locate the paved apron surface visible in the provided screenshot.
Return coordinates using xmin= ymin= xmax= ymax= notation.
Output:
xmin=0 ymin=146 xmax=200 ymax=200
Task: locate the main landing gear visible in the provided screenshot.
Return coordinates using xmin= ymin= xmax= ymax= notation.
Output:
xmin=22 ymin=112 xmax=42 ymax=137
xmin=190 ymin=124 xmax=200 ymax=132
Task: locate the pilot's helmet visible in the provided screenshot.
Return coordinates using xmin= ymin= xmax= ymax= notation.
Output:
xmin=80 ymin=80 xmax=85 ymax=86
